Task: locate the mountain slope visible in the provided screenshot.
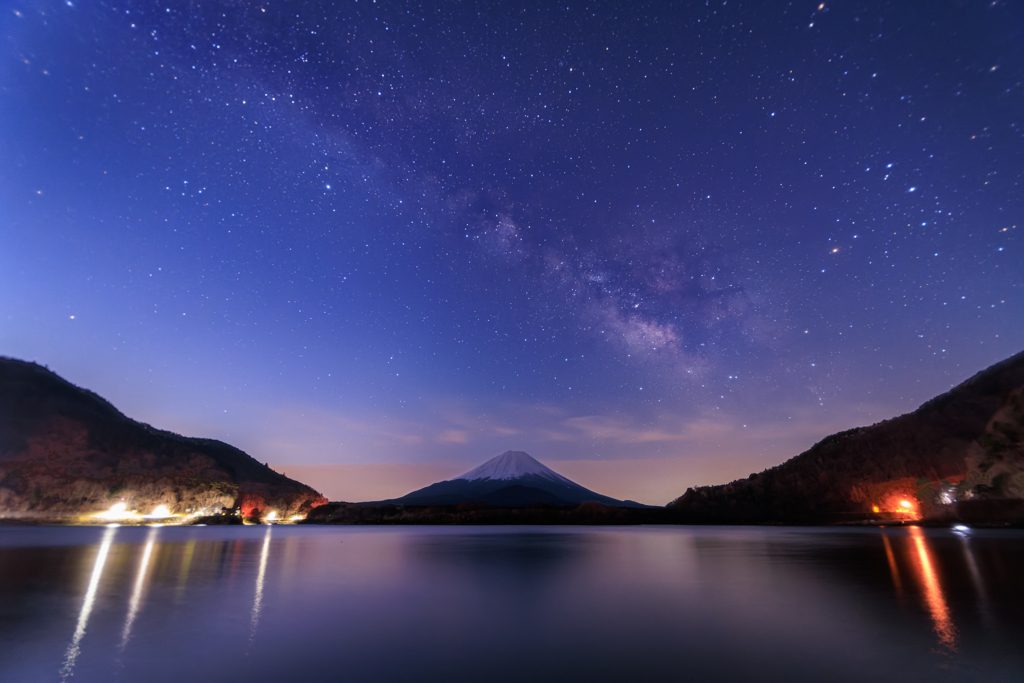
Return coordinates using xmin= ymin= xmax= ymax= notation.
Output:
xmin=380 ymin=450 xmax=644 ymax=508
xmin=668 ymin=350 xmax=1024 ymax=523
xmin=0 ymin=357 xmax=326 ymax=519
xmin=454 ymin=450 xmax=576 ymax=485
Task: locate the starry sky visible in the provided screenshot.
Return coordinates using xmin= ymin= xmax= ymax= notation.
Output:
xmin=2 ymin=0 xmax=1021 ymax=504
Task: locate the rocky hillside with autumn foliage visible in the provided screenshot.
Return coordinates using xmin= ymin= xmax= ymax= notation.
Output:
xmin=668 ymin=350 xmax=1024 ymax=524
xmin=0 ymin=357 xmax=326 ymax=520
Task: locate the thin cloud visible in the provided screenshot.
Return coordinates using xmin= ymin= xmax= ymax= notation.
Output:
xmin=437 ymin=429 xmax=470 ymax=444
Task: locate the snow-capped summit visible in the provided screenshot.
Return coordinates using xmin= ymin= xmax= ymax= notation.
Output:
xmin=454 ymin=450 xmax=575 ymax=485
xmin=379 ymin=450 xmax=646 ymax=508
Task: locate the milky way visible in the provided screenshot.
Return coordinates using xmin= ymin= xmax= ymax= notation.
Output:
xmin=2 ymin=1 xmax=1021 ymax=502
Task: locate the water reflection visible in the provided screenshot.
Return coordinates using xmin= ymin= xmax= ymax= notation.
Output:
xmin=120 ymin=527 xmax=159 ymax=651
xmin=908 ymin=527 xmax=956 ymax=651
xmin=956 ymin=529 xmax=993 ymax=629
xmin=881 ymin=533 xmax=903 ymax=595
xmin=411 ymin=530 xmax=586 ymax=569
xmin=0 ymin=526 xmax=1018 ymax=683
xmin=177 ymin=538 xmax=196 ymax=599
xmin=250 ymin=526 xmax=272 ymax=644
xmin=59 ymin=525 xmax=117 ymax=682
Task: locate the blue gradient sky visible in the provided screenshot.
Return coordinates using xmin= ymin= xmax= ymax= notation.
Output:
xmin=2 ymin=0 xmax=1021 ymax=503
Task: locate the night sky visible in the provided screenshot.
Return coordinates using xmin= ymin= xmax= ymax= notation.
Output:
xmin=2 ymin=0 xmax=1021 ymax=504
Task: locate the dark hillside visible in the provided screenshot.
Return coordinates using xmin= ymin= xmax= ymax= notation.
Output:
xmin=0 ymin=357 xmax=325 ymax=519
xmin=669 ymin=350 xmax=1024 ymax=524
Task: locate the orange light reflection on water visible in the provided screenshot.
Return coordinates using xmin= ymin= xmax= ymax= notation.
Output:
xmin=909 ymin=526 xmax=957 ymax=652
xmin=881 ymin=534 xmax=902 ymax=596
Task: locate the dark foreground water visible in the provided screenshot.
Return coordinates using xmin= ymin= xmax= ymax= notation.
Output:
xmin=1 ymin=525 xmax=1023 ymax=683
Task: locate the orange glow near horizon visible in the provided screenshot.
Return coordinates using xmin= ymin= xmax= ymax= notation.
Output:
xmin=877 ymin=497 xmax=920 ymax=519
xmin=909 ymin=526 xmax=957 ymax=651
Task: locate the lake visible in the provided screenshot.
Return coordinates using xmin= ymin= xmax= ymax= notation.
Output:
xmin=1 ymin=524 xmax=1022 ymax=682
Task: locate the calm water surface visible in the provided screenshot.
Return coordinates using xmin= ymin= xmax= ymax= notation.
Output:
xmin=1 ymin=524 xmax=1023 ymax=682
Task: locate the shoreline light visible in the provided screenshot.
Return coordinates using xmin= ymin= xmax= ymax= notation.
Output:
xmin=93 ymin=503 xmax=139 ymax=521
xmin=142 ymin=505 xmax=175 ymax=520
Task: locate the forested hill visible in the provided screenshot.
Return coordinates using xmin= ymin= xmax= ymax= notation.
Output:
xmin=668 ymin=350 xmax=1024 ymax=524
xmin=0 ymin=357 xmax=325 ymax=519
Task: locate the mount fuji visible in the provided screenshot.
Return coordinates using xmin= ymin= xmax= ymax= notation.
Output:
xmin=380 ymin=451 xmax=646 ymax=508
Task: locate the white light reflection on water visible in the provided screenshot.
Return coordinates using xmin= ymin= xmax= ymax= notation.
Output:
xmin=957 ymin=528 xmax=994 ymax=628
xmin=249 ymin=525 xmax=272 ymax=644
xmin=0 ymin=526 xmax=1017 ymax=683
xmin=120 ymin=526 xmax=160 ymax=651
xmin=59 ymin=525 xmax=117 ymax=682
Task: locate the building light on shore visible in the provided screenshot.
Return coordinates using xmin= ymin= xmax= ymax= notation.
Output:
xmin=93 ymin=502 xmax=139 ymax=521
xmin=142 ymin=505 xmax=176 ymax=520
xmin=894 ymin=499 xmax=921 ymax=519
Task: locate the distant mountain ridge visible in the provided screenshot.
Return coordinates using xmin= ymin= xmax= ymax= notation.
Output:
xmin=0 ymin=357 xmax=326 ymax=519
xmin=668 ymin=350 xmax=1024 ymax=523
xmin=379 ymin=450 xmax=646 ymax=508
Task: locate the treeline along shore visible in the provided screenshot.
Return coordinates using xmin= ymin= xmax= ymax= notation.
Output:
xmin=4 ymin=349 xmax=1024 ymax=527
